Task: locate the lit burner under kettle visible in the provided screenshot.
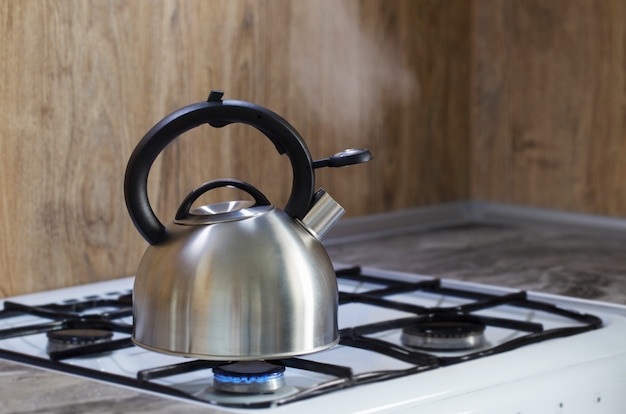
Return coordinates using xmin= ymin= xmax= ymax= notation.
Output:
xmin=212 ymin=361 xmax=286 ymax=394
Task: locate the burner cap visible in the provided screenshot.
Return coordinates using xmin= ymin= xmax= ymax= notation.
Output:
xmin=46 ymin=328 xmax=113 ymax=354
xmin=212 ymin=361 xmax=286 ymax=394
xmin=401 ymin=318 xmax=486 ymax=351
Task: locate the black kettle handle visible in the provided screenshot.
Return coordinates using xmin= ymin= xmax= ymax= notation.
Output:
xmin=124 ymin=91 xmax=315 ymax=245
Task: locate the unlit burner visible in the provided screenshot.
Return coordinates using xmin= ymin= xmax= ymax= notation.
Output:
xmin=212 ymin=361 xmax=286 ymax=394
xmin=401 ymin=318 xmax=486 ymax=351
xmin=46 ymin=328 xmax=114 ymax=354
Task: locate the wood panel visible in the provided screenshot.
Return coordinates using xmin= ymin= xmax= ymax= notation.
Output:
xmin=0 ymin=0 xmax=470 ymax=296
xmin=472 ymin=0 xmax=626 ymax=216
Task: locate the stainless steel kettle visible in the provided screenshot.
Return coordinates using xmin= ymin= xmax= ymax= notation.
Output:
xmin=124 ymin=91 xmax=371 ymax=360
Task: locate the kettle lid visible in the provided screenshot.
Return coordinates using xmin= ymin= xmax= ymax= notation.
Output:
xmin=173 ymin=179 xmax=273 ymax=225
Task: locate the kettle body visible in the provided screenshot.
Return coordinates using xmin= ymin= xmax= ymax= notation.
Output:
xmin=133 ymin=204 xmax=339 ymax=359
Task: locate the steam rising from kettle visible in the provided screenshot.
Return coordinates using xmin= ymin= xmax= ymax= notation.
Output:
xmin=124 ymin=91 xmax=371 ymax=360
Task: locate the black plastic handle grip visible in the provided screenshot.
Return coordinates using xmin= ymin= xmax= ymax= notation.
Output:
xmin=175 ymin=179 xmax=271 ymax=220
xmin=124 ymin=92 xmax=315 ymax=245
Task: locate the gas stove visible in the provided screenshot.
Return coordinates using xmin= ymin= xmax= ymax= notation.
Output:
xmin=1 ymin=265 xmax=626 ymax=413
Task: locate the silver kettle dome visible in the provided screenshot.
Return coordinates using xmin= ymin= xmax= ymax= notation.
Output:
xmin=132 ymin=202 xmax=339 ymax=359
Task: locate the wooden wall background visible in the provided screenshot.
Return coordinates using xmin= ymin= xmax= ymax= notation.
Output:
xmin=2 ymin=0 xmax=624 ymax=297
xmin=472 ymin=0 xmax=626 ymax=216
xmin=0 ymin=0 xmax=470 ymax=296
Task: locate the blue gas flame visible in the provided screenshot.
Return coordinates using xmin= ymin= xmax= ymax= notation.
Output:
xmin=214 ymin=370 xmax=284 ymax=384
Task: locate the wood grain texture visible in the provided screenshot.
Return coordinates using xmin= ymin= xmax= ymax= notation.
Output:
xmin=472 ymin=0 xmax=626 ymax=216
xmin=0 ymin=359 xmax=211 ymax=413
xmin=0 ymin=0 xmax=470 ymax=296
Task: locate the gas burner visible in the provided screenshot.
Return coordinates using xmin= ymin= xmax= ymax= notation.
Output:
xmin=46 ymin=328 xmax=114 ymax=354
xmin=212 ymin=361 xmax=286 ymax=394
xmin=400 ymin=318 xmax=486 ymax=351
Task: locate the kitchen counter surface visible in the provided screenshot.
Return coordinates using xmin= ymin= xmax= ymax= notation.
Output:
xmin=2 ymin=222 xmax=626 ymax=412
xmin=0 ymin=359 xmax=211 ymax=414
xmin=326 ymin=222 xmax=626 ymax=305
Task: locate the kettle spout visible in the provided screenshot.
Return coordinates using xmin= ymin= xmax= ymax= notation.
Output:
xmin=300 ymin=189 xmax=344 ymax=240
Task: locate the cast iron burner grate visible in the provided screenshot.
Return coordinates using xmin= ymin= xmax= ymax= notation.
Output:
xmin=0 ymin=267 xmax=603 ymax=409
xmin=0 ymin=292 xmax=134 ymax=360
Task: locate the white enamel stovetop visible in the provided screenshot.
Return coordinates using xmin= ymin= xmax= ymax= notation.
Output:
xmin=1 ymin=265 xmax=626 ymax=413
